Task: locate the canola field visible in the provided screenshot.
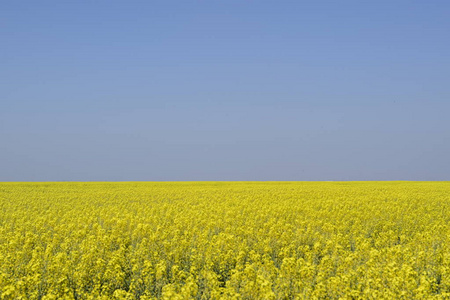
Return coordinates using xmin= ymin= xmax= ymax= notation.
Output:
xmin=0 ymin=182 xmax=450 ymax=299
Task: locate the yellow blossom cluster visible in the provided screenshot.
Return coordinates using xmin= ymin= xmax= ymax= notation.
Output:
xmin=0 ymin=181 xmax=449 ymax=299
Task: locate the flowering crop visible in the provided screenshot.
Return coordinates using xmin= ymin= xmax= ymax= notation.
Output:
xmin=0 ymin=181 xmax=449 ymax=299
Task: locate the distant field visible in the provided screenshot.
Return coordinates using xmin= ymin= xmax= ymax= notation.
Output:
xmin=1 ymin=182 xmax=449 ymax=299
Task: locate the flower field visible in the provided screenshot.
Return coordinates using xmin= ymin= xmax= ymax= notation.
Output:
xmin=1 ymin=181 xmax=449 ymax=299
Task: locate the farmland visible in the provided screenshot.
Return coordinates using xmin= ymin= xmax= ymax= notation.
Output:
xmin=0 ymin=181 xmax=449 ymax=299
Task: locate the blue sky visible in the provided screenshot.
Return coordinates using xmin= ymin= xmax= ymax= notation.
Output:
xmin=1 ymin=1 xmax=449 ymax=181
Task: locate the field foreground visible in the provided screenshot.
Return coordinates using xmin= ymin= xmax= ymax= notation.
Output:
xmin=1 ymin=181 xmax=450 ymax=299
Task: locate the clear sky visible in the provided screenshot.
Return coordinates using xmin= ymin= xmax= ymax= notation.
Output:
xmin=1 ymin=1 xmax=449 ymax=181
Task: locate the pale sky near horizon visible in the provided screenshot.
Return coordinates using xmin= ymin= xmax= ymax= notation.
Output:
xmin=1 ymin=1 xmax=449 ymax=181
